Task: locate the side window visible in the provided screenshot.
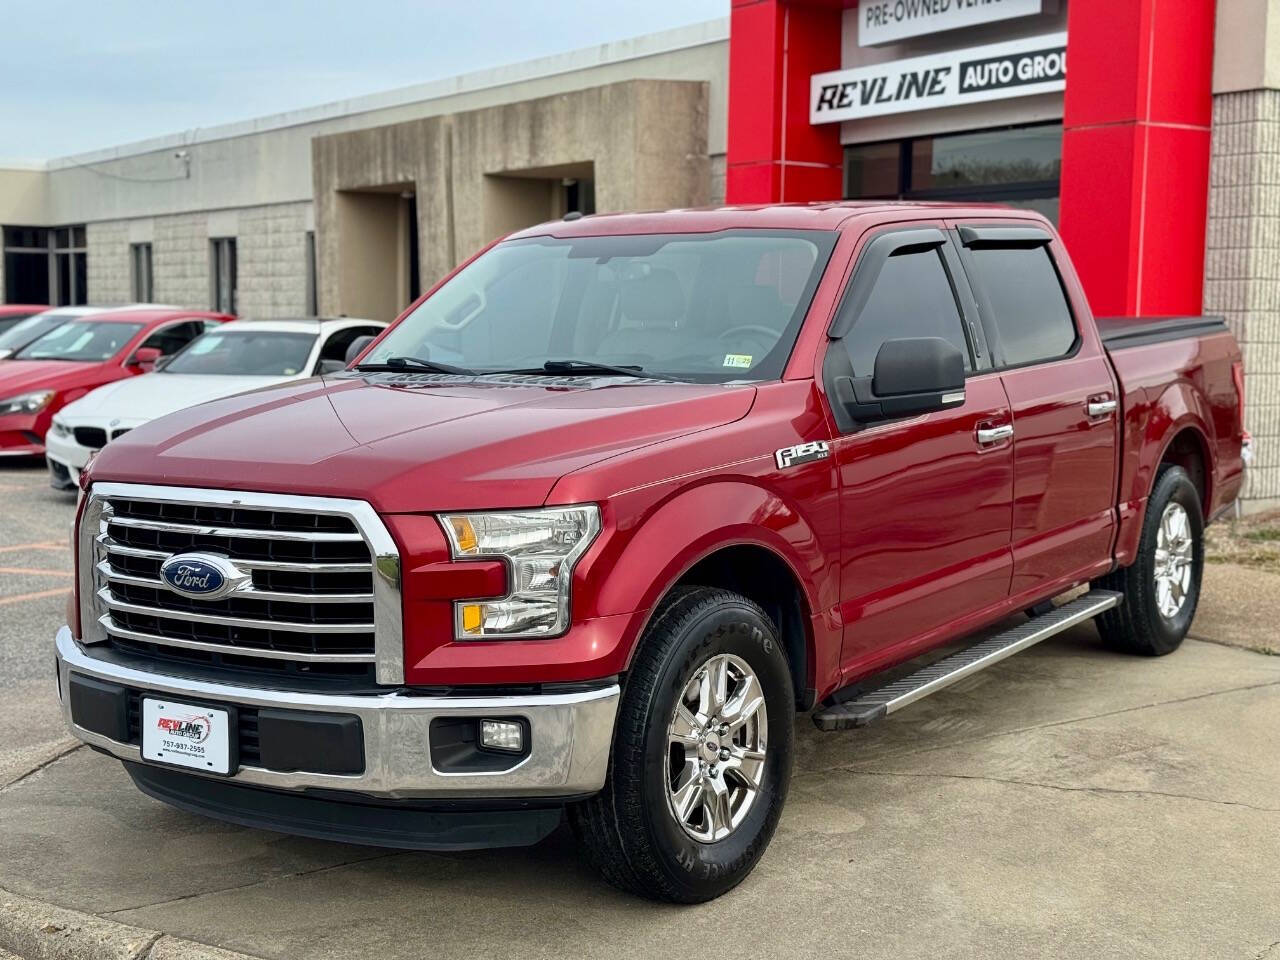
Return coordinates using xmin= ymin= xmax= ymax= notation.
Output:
xmin=140 ymin=320 xmax=208 ymax=356
xmin=966 ymin=246 xmax=1076 ymax=366
xmin=843 ymin=248 xmax=971 ymax=377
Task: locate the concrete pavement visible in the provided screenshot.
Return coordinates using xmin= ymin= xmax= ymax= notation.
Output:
xmin=2 ymin=462 xmax=1279 ymax=959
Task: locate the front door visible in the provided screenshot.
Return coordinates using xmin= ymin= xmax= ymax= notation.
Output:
xmin=823 ymin=226 xmax=1014 ymax=675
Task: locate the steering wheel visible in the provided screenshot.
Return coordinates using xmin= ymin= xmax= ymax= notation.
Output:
xmin=719 ymin=324 xmax=780 ymax=342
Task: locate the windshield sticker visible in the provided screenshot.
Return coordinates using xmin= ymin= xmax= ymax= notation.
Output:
xmin=723 ymin=354 xmax=753 ymax=369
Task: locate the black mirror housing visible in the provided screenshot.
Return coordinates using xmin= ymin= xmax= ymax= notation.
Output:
xmin=873 ymin=337 xmax=964 ymax=396
xmin=344 ymin=335 xmax=376 ymax=366
xmin=836 ymin=336 xmax=966 ymax=424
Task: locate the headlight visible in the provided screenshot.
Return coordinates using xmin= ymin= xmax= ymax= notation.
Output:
xmin=0 ymin=390 xmax=54 ymax=416
xmin=441 ymin=505 xmax=601 ymax=639
xmin=50 ymin=418 xmax=73 ymax=438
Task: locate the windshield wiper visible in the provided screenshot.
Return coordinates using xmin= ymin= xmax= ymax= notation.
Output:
xmin=355 ymin=355 xmax=475 ymax=376
xmin=494 ymin=359 xmax=688 ymax=382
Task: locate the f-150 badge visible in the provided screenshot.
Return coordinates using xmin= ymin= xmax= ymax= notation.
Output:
xmin=775 ymin=441 xmax=830 ymax=470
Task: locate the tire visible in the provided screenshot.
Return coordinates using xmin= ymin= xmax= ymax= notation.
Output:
xmin=1095 ymin=464 xmax=1204 ymax=656
xmin=569 ymin=587 xmax=794 ymax=902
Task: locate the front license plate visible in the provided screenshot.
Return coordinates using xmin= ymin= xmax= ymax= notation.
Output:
xmin=141 ymin=698 xmax=232 ymax=775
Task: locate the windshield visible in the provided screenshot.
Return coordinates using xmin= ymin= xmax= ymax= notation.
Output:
xmin=163 ymin=329 xmax=317 ymax=376
xmin=0 ymin=312 xmax=75 ymax=353
xmin=15 ymin=321 xmax=145 ymax=362
xmin=365 ymin=229 xmax=837 ymax=383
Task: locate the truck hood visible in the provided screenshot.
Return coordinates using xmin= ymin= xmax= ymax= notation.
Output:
xmin=57 ymin=372 xmax=290 ymax=425
xmin=90 ymin=372 xmax=757 ymax=512
xmin=0 ymin=359 xmax=100 ymax=398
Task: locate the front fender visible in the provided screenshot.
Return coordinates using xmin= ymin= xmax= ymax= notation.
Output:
xmin=578 ymin=478 xmax=841 ymax=692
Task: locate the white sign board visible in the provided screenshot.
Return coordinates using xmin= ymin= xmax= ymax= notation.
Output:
xmin=811 ymin=32 xmax=1066 ymax=125
xmin=858 ymin=0 xmax=1049 ymax=46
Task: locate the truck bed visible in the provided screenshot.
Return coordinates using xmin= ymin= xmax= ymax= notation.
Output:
xmin=1096 ymin=315 xmax=1230 ymax=350
xmin=1098 ymin=315 xmax=1245 ymax=562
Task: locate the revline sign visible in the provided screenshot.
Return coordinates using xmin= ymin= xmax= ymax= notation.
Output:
xmin=858 ymin=0 xmax=1050 ymax=47
xmin=810 ymin=32 xmax=1066 ymax=125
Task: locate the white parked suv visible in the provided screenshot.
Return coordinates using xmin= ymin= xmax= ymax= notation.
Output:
xmin=46 ymin=316 xmax=385 ymax=489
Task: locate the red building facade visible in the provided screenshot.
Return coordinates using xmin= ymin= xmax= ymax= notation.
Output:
xmin=725 ymin=0 xmax=1218 ymax=318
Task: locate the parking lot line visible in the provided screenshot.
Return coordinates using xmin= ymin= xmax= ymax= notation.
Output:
xmin=0 ymin=567 xmax=73 ymax=577
xmin=0 ymin=542 xmax=68 ymax=554
xmin=0 ymin=588 xmax=71 ymax=606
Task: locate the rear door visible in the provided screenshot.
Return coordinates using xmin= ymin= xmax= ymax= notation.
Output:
xmin=951 ymin=222 xmax=1119 ymax=597
xmin=822 ymin=225 xmax=1015 ymax=672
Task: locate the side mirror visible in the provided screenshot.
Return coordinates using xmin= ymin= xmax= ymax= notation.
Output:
xmin=836 ymin=337 xmax=966 ymax=423
xmin=344 ymin=335 xmax=376 ymax=366
xmin=128 ymin=346 xmax=163 ymax=371
xmin=153 ymin=354 xmax=172 ymax=371
xmin=317 ymin=358 xmax=346 ymax=375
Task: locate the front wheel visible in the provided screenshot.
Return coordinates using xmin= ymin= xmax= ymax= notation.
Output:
xmin=570 ymin=587 xmax=794 ymax=902
xmin=1095 ymin=464 xmax=1204 ymax=655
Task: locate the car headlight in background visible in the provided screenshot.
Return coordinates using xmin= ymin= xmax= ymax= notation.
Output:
xmin=0 ymin=390 xmax=55 ymax=417
xmin=50 ymin=418 xmax=73 ymax=438
xmin=441 ymin=505 xmax=601 ymax=639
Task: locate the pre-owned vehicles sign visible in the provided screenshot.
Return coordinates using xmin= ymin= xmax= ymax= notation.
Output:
xmin=858 ymin=0 xmax=1051 ymax=46
xmin=811 ymin=32 xmax=1066 ymax=125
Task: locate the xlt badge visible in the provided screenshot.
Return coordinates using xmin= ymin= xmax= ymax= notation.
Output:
xmin=775 ymin=441 xmax=830 ymax=470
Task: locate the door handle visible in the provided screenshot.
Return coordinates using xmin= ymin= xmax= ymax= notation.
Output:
xmin=1087 ymin=399 xmax=1118 ymax=418
xmin=977 ymin=424 xmax=1014 ymax=445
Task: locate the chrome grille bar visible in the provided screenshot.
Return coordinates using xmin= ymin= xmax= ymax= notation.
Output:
xmin=97 ymin=587 xmax=375 ymax=634
xmin=100 ymin=616 xmax=376 ymax=663
xmin=101 ymin=539 xmax=374 ymax=573
xmin=96 ymin=561 xmax=374 ymax=604
xmin=106 ymin=515 xmax=365 ymax=542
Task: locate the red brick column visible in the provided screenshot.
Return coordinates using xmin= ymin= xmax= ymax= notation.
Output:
xmin=725 ymin=0 xmax=846 ymax=203
xmin=1058 ymin=0 xmax=1217 ymax=316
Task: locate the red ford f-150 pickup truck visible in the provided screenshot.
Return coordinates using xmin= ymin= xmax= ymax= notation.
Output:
xmin=56 ymin=203 xmax=1245 ymax=902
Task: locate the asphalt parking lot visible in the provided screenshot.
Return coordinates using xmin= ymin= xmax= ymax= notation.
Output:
xmin=2 ymin=459 xmax=1279 ymax=960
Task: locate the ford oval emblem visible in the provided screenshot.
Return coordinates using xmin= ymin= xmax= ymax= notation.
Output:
xmin=159 ymin=553 xmax=248 ymax=600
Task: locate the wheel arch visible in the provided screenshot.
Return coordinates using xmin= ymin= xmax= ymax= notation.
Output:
xmin=588 ymin=480 xmax=836 ymax=711
xmin=666 ymin=543 xmax=815 ymax=710
xmin=1156 ymin=424 xmax=1212 ymax=514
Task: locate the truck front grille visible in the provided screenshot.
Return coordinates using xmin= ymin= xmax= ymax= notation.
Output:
xmin=78 ymin=484 xmax=403 ymax=686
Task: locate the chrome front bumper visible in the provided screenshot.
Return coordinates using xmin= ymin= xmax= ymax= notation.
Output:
xmin=55 ymin=626 xmax=620 ymax=800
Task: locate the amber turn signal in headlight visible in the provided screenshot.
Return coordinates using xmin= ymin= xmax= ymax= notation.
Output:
xmin=440 ymin=506 xmax=601 ymax=640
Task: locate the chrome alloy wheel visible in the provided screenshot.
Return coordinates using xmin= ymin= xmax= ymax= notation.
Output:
xmin=665 ymin=653 xmax=768 ymax=843
xmin=1154 ymin=501 xmax=1194 ymax=619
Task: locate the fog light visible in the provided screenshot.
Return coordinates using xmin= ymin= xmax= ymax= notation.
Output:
xmin=480 ymin=719 xmax=524 ymax=753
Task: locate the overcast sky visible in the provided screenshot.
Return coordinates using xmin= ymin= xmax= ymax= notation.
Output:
xmin=0 ymin=0 xmax=728 ymax=161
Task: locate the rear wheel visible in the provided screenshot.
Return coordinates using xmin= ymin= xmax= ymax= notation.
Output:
xmin=570 ymin=587 xmax=794 ymax=902
xmin=1095 ymin=464 xmax=1204 ymax=655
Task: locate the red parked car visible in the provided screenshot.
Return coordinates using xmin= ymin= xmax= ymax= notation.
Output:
xmin=57 ymin=204 xmax=1244 ymax=902
xmin=0 ymin=307 xmax=232 ymax=458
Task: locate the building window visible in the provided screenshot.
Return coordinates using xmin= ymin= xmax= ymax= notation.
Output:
xmin=845 ymin=122 xmax=1063 ymax=222
xmin=563 ymin=177 xmax=595 ymax=215
xmin=3 ymin=225 xmax=87 ymax=306
xmin=305 ymin=230 xmax=318 ymax=316
xmin=130 ymin=243 xmax=153 ymax=302
xmin=210 ymin=237 xmax=237 ymax=314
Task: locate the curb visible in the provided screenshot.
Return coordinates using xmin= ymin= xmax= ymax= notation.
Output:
xmin=0 ymin=889 xmax=259 ymax=960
